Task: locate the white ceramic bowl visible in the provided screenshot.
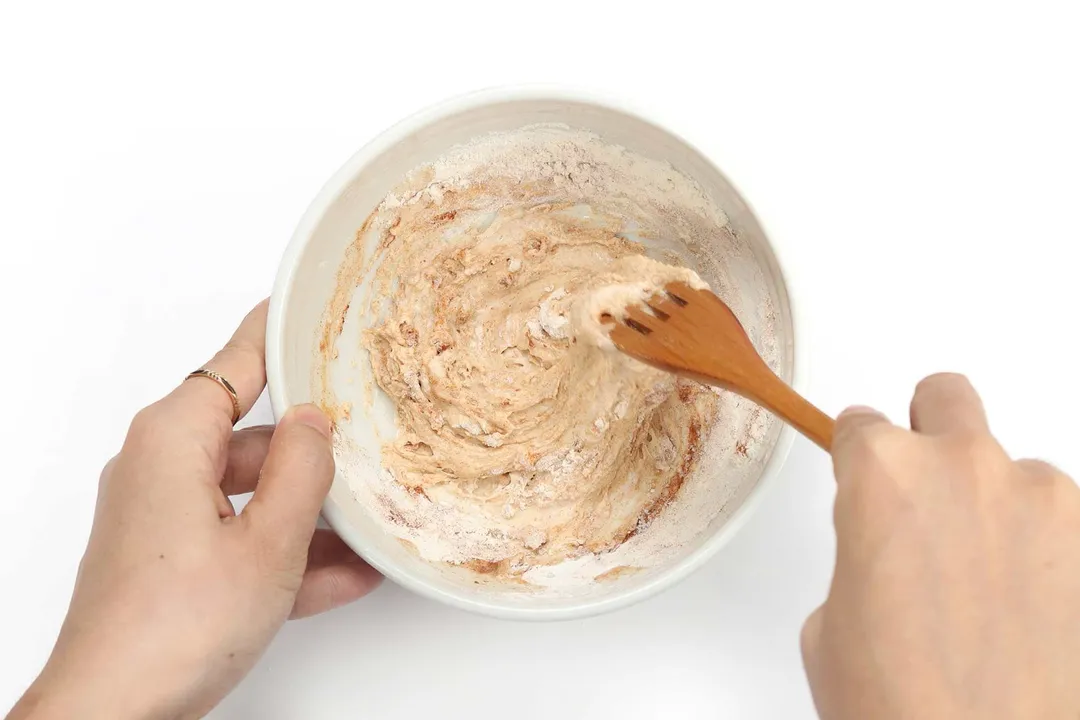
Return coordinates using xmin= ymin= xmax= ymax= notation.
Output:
xmin=267 ymin=87 xmax=803 ymax=621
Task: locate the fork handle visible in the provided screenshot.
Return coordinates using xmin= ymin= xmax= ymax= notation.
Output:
xmin=740 ymin=368 xmax=835 ymax=451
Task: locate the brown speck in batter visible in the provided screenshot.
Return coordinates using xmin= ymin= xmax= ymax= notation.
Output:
xmin=596 ymin=565 xmax=642 ymax=582
xmin=677 ymin=382 xmax=694 ymax=403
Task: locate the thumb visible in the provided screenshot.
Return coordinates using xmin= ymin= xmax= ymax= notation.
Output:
xmin=831 ymin=405 xmax=893 ymax=482
xmin=243 ymin=404 xmax=334 ymax=565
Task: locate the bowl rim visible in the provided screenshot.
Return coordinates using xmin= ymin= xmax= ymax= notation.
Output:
xmin=267 ymin=84 xmax=806 ymax=621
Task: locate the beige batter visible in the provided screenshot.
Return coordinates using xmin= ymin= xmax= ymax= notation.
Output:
xmin=363 ymin=200 xmax=717 ymax=571
xmin=319 ymin=125 xmax=780 ymax=587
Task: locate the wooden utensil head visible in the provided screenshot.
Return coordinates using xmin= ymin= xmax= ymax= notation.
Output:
xmin=608 ymin=281 xmax=771 ymax=393
xmin=609 ymin=281 xmax=835 ymax=451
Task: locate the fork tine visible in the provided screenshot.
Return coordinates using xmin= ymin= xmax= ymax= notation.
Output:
xmin=664 ymin=281 xmax=695 ymax=306
xmin=624 ymin=305 xmax=657 ymax=334
xmin=645 ymin=294 xmax=681 ymax=320
xmin=610 ymin=322 xmax=656 ymax=358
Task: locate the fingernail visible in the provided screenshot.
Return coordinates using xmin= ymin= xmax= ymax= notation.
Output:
xmin=290 ymin=403 xmax=331 ymax=438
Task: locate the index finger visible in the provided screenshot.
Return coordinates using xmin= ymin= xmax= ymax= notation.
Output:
xmin=166 ymin=299 xmax=269 ymax=436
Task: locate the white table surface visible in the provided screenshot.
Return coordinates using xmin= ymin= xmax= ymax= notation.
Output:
xmin=2 ymin=1 xmax=1078 ymax=717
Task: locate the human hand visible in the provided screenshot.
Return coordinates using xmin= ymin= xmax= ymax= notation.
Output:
xmin=9 ymin=301 xmax=381 ymax=720
xmin=802 ymin=373 xmax=1080 ymax=719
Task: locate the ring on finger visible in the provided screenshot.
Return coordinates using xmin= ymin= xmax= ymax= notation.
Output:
xmin=185 ymin=368 xmax=241 ymax=425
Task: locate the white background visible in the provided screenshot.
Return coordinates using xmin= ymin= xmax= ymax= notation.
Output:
xmin=2 ymin=1 xmax=1078 ymax=718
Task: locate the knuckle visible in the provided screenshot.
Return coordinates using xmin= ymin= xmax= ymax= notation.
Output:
xmin=1043 ymin=465 xmax=1079 ymax=496
xmin=127 ymin=402 xmax=165 ymax=441
xmin=800 ymin=607 xmax=824 ymax=658
xmin=947 ymin=433 xmax=1004 ymax=467
xmin=203 ymin=408 xmax=235 ymax=442
xmin=126 ymin=399 xmax=197 ymax=452
xmin=1020 ymin=463 xmax=1080 ymax=518
xmin=100 ymin=454 xmax=118 ymax=477
xmin=847 ymin=424 xmax=899 ymax=465
xmin=255 ymin=533 xmax=306 ymax=589
xmin=219 ymin=339 xmax=261 ymax=369
xmin=1051 ymin=477 xmax=1080 ymax=515
xmin=97 ymin=455 xmax=120 ymax=494
xmin=931 ymin=435 xmax=1011 ymax=495
xmin=1016 ymin=458 xmax=1060 ymax=481
xmin=833 ymin=420 xmax=870 ymax=449
xmin=835 ymin=426 xmax=921 ymax=503
xmin=321 ymin=569 xmax=347 ymax=611
xmin=861 ymin=423 xmax=895 ymax=450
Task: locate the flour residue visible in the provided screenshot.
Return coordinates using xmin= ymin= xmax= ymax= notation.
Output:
xmin=318 ymin=125 xmax=779 ymax=594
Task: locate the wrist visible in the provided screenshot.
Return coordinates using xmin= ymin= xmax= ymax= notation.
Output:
xmin=8 ymin=660 xmax=166 ymax=720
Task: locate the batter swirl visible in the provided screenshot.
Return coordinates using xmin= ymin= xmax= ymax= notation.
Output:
xmin=363 ymin=198 xmax=717 ymax=571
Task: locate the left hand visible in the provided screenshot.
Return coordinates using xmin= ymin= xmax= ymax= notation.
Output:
xmin=9 ymin=300 xmax=382 ymax=720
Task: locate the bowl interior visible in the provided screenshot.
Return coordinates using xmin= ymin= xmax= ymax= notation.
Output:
xmin=270 ymin=94 xmax=796 ymax=619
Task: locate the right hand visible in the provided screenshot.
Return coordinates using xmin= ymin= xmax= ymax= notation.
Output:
xmin=802 ymin=373 xmax=1080 ymax=719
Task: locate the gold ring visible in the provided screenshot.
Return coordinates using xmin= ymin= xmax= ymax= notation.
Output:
xmin=185 ymin=369 xmax=241 ymax=424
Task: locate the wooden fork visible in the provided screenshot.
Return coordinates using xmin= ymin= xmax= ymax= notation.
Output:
xmin=610 ymin=282 xmax=835 ymax=451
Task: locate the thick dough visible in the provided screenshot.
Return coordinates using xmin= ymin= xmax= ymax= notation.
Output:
xmin=363 ymin=199 xmax=718 ymax=570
